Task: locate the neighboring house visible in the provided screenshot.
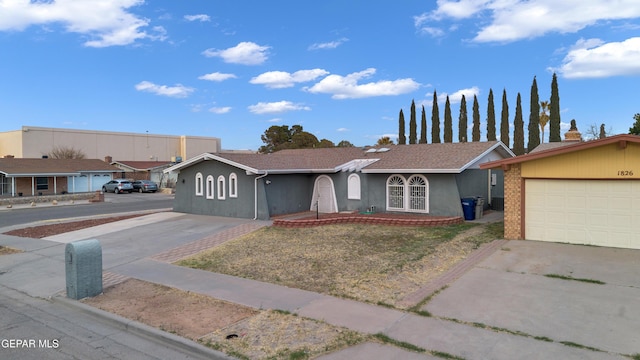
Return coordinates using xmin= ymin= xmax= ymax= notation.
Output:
xmin=164 ymin=141 xmax=514 ymax=220
xmin=480 ymin=134 xmax=640 ymax=249
xmin=110 ymin=160 xmax=174 ymax=185
xmin=0 ymin=157 xmax=119 ymax=197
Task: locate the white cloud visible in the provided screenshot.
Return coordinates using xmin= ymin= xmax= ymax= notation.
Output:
xmin=184 ymin=14 xmax=210 ymax=22
xmin=202 ymin=42 xmax=270 ymax=65
xmin=438 ymin=87 xmax=480 ymax=104
xmin=247 ymin=101 xmax=311 ymax=114
xmin=305 ymin=68 xmax=420 ymax=99
xmin=0 ymin=0 xmax=157 ymax=47
xmin=198 ymin=72 xmax=237 ymax=82
xmin=555 ymin=37 xmax=640 ymax=78
xmin=308 ymin=38 xmax=349 ymax=50
xmin=337 ymin=128 xmax=349 ymax=132
xmin=250 ymin=69 xmax=329 ymax=89
xmin=135 ymin=81 xmax=194 ymax=98
xmin=268 ymin=118 xmax=283 ymax=123
xmin=416 ymin=0 xmax=640 ymax=43
xmin=208 ymin=106 xmax=231 ymax=114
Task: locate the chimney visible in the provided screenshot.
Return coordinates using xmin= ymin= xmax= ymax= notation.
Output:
xmin=564 ymin=119 xmax=582 ymax=142
xmin=105 ymin=156 xmax=113 ymax=164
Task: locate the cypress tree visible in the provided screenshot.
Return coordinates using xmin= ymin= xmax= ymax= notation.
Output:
xmin=420 ymin=105 xmax=427 ymax=144
xmin=409 ymin=100 xmax=417 ymax=144
xmin=486 ymin=89 xmax=496 ymax=141
xmin=458 ymin=95 xmax=468 ymax=142
xmin=472 ymin=95 xmax=480 ymax=141
xmin=431 ymin=91 xmax=441 ymax=143
xmin=527 ymin=76 xmax=540 ymax=152
xmin=500 ymin=89 xmax=510 ymax=148
xmin=513 ymin=93 xmax=525 ymax=155
xmin=444 ymin=96 xmax=453 ymax=143
xmin=398 ymin=109 xmax=406 ymax=145
xmin=549 ymin=73 xmax=561 ymax=142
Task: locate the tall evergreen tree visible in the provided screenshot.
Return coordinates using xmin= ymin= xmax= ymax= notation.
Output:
xmin=513 ymin=93 xmax=525 ymax=155
xmin=527 ymin=76 xmax=540 ymax=152
xmin=472 ymin=95 xmax=480 ymax=141
xmin=409 ymin=100 xmax=417 ymax=144
xmin=419 ymin=105 xmax=427 ymax=144
xmin=630 ymin=113 xmax=640 ymax=135
xmin=398 ymin=109 xmax=406 ymax=145
xmin=500 ymin=89 xmax=510 ymax=148
xmin=444 ymin=96 xmax=453 ymax=143
xmin=486 ymin=88 xmax=496 ymax=141
xmin=458 ymin=95 xmax=468 ymax=142
xmin=549 ymin=73 xmax=562 ymax=142
xmin=431 ymin=91 xmax=441 ymax=143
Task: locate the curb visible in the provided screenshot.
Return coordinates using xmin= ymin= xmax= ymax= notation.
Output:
xmin=52 ymin=295 xmax=235 ymax=360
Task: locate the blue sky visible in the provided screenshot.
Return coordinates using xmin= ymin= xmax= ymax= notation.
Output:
xmin=1 ymin=1 xmax=639 ymax=151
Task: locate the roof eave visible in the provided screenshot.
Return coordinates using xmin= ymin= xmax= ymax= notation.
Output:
xmin=361 ymin=168 xmax=462 ymax=174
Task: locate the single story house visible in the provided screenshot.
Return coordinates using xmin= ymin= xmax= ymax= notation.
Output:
xmin=480 ymin=134 xmax=640 ymax=249
xmin=110 ymin=160 xmax=175 ymax=186
xmin=164 ymin=141 xmax=514 ymax=220
xmin=0 ymin=157 xmax=119 ymax=197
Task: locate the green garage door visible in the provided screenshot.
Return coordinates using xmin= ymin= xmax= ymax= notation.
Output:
xmin=525 ymin=179 xmax=640 ymax=249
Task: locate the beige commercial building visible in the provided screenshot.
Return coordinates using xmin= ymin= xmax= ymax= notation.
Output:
xmin=0 ymin=126 xmax=222 ymax=162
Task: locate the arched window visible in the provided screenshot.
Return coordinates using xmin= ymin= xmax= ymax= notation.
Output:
xmin=347 ymin=174 xmax=361 ymax=200
xmin=206 ymin=175 xmax=214 ymax=199
xmin=229 ymin=173 xmax=238 ymax=198
xmin=387 ymin=175 xmax=405 ymax=210
xmin=386 ymin=174 xmax=429 ymax=213
xmin=195 ymin=172 xmax=203 ymax=196
xmin=217 ymin=175 xmax=226 ymax=200
xmin=408 ymin=175 xmax=428 ymax=212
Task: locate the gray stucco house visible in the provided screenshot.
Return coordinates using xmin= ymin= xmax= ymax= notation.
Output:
xmin=164 ymin=141 xmax=514 ymax=220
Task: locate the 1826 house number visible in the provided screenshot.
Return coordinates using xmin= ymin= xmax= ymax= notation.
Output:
xmin=618 ymin=170 xmax=634 ymax=176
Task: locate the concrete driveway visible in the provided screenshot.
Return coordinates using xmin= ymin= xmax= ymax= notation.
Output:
xmin=422 ymin=240 xmax=640 ymax=358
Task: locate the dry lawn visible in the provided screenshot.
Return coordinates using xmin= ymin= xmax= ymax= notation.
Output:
xmin=83 ymin=279 xmax=365 ymax=360
xmin=179 ymin=222 xmax=503 ymax=308
xmin=0 ymin=246 xmax=22 ymax=255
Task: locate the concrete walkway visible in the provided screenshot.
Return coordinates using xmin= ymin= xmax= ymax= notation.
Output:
xmin=0 ymin=211 xmax=632 ymax=359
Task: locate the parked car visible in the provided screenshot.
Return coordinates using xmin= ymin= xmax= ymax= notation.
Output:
xmin=102 ymin=179 xmax=134 ymax=194
xmin=132 ymin=180 xmax=158 ymax=193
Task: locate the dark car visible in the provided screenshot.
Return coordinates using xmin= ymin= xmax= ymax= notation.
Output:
xmin=132 ymin=180 xmax=158 ymax=193
xmin=102 ymin=179 xmax=134 ymax=194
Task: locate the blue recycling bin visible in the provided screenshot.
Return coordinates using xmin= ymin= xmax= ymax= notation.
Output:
xmin=461 ymin=198 xmax=476 ymax=220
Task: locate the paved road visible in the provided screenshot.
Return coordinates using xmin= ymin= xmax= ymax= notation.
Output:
xmin=0 ymin=193 xmax=174 ymax=228
xmin=0 ymin=285 xmax=231 ymax=360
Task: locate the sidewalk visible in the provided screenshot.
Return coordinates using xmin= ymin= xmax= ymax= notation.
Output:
xmin=0 ymin=211 xmax=625 ymax=360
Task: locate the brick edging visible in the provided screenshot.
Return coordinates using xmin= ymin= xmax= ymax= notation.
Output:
xmin=272 ymin=216 xmax=463 ymax=228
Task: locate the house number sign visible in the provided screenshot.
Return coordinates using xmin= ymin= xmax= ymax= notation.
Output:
xmin=617 ymin=170 xmax=634 ymax=176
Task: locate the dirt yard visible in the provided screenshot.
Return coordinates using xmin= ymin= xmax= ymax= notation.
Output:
xmin=3 ymin=215 xmax=503 ymax=359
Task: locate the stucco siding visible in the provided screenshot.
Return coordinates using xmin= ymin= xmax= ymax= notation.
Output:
xmin=173 ymin=161 xmax=256 ymax=219
xmin=263 ymin=174 xmax=313 ymax=216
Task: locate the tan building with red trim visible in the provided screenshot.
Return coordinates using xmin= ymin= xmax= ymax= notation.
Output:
xmin=481 ymin=134 xmax=640 ymax=249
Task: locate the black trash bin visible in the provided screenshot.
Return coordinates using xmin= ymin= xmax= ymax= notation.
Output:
xmin=461 ymin=198 xmax=476 ymax=220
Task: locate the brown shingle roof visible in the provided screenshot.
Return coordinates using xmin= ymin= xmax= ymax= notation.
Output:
xmin=112 ymin=160 xmax=173 ymax=170
xmin=0 ymin=158 xmax=119 ymax=176
xmin=203 ymin=141 xmax=511 ymax=173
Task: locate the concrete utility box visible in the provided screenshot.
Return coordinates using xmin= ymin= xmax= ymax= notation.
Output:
xmin=65 ymin=239 xmax=103 ymax=300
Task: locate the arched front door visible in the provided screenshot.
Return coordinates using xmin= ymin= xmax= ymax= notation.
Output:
xmin=311 ymin=175 xmax=338 ymax=213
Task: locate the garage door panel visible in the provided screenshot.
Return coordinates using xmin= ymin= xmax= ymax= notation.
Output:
xmin=525 ymin=179 xmax=639 ymax=249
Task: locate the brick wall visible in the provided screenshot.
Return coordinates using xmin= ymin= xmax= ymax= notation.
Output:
xmin=503 ymin=163 xmax=522 ymax=239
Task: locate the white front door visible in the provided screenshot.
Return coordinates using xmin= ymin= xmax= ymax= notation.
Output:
xmin=311 ymin=175 xmax=338 ymax=213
